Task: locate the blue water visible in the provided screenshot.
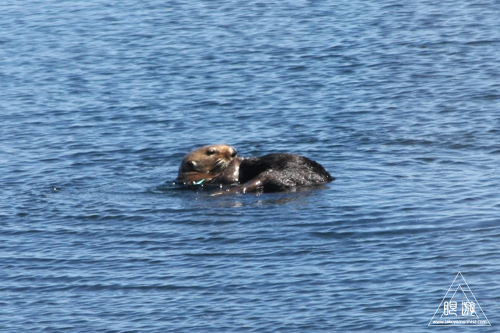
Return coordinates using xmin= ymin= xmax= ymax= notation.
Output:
xmin=1 ymin=0 xmax=500 ymax=331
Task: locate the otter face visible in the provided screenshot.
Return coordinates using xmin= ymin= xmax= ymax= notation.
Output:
xmin=177 ymin=144 xmax=238 ymax=182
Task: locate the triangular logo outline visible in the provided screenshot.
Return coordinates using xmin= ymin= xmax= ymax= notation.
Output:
xmin=429 ymin=272 xmax=490 ymax=326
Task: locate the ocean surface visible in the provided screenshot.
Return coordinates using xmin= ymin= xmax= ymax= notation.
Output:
xmin=1 ymin=0 xmax=500 ymax=331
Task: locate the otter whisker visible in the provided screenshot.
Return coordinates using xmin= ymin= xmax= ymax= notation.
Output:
xmin=210 ymin=158 xmax=230 ymax=173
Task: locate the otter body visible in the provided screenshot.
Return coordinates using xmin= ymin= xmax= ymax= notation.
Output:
xmin=176 ymin=145 xmax=334 ymax=194
xmin=233 ymin=154 xmax=333 ymax=193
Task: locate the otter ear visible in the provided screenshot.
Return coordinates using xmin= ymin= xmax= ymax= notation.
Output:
xmin=231 ymin=150 xmax=237 ymax=158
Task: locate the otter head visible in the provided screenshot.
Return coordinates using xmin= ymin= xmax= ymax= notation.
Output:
xmin=177 ymin=144 xmax=238 ymax=183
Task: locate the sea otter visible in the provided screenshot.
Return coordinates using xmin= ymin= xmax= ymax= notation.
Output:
xmin=176 ymin=144 xmax=334 ymax=193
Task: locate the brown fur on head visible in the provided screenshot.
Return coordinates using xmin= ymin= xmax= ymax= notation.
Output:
xmin=177 ymin=144 xmax=238 ymax=183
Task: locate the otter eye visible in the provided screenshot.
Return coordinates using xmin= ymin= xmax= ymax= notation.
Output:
xmin=206 ymin=149 xmax=216 ymax=156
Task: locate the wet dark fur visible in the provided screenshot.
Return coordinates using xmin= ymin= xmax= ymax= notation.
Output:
xmin=206 ymin=153 xmax=334 ymax=193
xmin=238 ymin=154 xmax=333 ymax=192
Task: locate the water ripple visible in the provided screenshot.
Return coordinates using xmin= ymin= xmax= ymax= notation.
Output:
xmin=2 ymin=0 xmax=500 ymax=331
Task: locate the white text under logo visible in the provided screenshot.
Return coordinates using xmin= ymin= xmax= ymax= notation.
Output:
xmin=429 ymin=272 xmax=490 ymax=326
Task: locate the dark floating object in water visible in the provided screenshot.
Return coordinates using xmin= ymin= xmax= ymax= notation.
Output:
xmin=176 ymin=144 xmax=334 ymax=194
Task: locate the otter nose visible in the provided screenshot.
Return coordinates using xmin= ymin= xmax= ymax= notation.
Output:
xmin=186 ymin=160 xmax=197 ymax=170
